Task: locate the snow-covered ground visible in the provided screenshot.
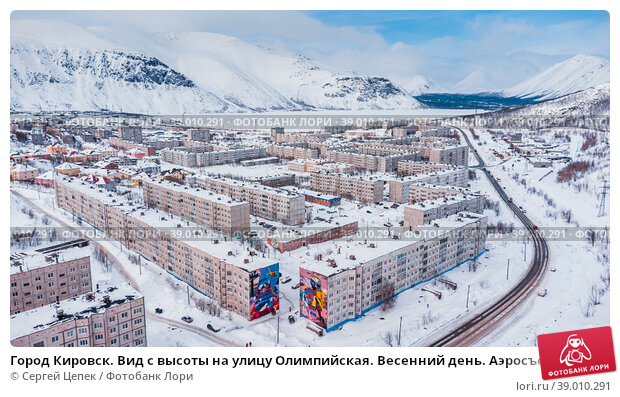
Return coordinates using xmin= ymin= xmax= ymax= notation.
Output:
xmin=160 ymin=159 xmax=290 ymax=180
xmin=464 ymin=127 xmax=610 ymax=346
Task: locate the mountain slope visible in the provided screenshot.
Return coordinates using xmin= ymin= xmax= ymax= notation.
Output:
xmin=502 ymin=55 xmax=609 ymax=100
xmin=10 ymin=46 xmax=235 ymax=113
xmin=463 ymin=83 xmax=610 ymax=131
xmin=449 ymin=69 xmax=499 ymax=94
xmin=10 ymin=20 xmax=422 ymax=113
xmin=399 ymin=75 xmax=442 ymax=95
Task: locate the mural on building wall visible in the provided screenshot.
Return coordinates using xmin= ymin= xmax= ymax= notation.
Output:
xmin=249 ymin=263 xmax=279 ymax=320
xmin=300 ymin=268 xmax=327 ymax=328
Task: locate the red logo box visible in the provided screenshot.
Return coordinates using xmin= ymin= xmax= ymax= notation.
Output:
xmin=537 ymin=326 xmax=616 ymax=380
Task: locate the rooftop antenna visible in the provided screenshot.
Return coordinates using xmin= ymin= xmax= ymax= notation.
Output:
xmin=598 ymin=179 xmax=609 ymax=217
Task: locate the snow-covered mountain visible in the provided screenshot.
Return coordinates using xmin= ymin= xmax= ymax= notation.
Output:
xmin=399 ymin=75 xmax=442 ymax=95
xmin=10 ymin=46 xmax=236 ymax=113
xmin=464 ymin=83 xmax=610 ymax=131
xmin=500 ymin=83 xmax=609 ymax=118
xmin=448 ymin=69 xmax=499 ymax=94
xmin=11 ymin=20 xmax=422 ymax=113
xmin=502 ymin=55 xmax=609 ymax=100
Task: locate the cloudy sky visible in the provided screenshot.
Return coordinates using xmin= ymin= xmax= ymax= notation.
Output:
xmin=11 ymin=10 xmax=609 ymax=91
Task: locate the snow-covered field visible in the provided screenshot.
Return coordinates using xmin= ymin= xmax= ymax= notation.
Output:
xmin=464 ymin=127 xmax=610 ymax=346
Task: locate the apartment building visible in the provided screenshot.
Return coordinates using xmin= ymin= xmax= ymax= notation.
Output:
xmin=188 ymin=175 xmax=305 ymax=226
xmin=271 ymin=131 xmax=332 ymax=144
xmin=299 ymin=213 xmax=487 ymax=331
xmin=108 ymin=138 xmax=156 ymax=156
xmin=267 ymin=144 xmax=319 ymax=160
xmin=397 ymin=160 xmax=453 ymax=176
xmin=160 ymin=145 xmax=211 ymax=167
xmin=118 ymin=126 xmax=143 ymax=143
xmin=267 ymin=220 xmax=359 ymax=253
xmin=415 ymin=127 xmax=454 ymax=137
xmin=387 ymin=167 xmax=469 ymax=203
xmin=187 ymin=128 xmax=210 ymax=142
xmin=54 ymin=177 xmax=280 ymax=320
xmin=310 ymin=171 xmax=384 ymax=204
xmin=404 ymin=194 xmax=485 ymax=227
xmin=10 ymin=248 xmax=92 ymax=315
xmin=142 ymin=178 xmax=250 ymax=236
xmin=405 ymin=183 xmax=472 ymax=203
xmin=287 ymin=158 xmax=334 ymax=172
xmin=249 ymin=173 xmax=296 ymax=188
xmin=391 ymin=126 xmax=418 ymax=137
xmin=358 ymin=140 xmax=468 ymax=167
xmin=324 ymin=149 xmax=419 ymax=173
xmin=428 ymin=145 xmax=469 ymax=166
xmin=161 ymin=146 xmax=267 ymax=167
xmin=312 ymin=162 xmax=353 ymax=175
xmin=11 ymin=283 xmax=146 ymax=347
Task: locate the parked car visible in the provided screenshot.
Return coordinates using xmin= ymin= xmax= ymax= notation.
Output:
xmin=537 ymin=289 xmax=547 ymax=297
xmin=291 ymin=283 xmax=301 ymax=289
xmin=206 ymin=324 xmax=220 ymax=332
xmin=288 ymin=315 xmax=296 ymax=324
xmin=155 ymin=308 xmax=163 ymax=314
xmin=181 ymin=316 xmax=193 ymax=323
xmin=281 ymin=276 xmax=292 ymax=284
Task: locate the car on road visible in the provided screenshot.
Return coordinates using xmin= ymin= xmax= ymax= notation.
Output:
xmin=291 ymin=282 xmax=300 ymax=289
xmin=181 ymin=316 xmax=193 ymax=323
xmin=288 ymin=315 xmax=296 ymax=324
xmin=155 ymin=308 xmax=163 ymax=314
xmin=281 ymin=276 xmax=292 ymax=284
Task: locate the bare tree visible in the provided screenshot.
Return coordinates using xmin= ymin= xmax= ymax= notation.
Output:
xmin=382 ymin=331 xmax=393 ymax=347
xmin=196 ymin=299 xmax=207 ymax=312
xmin=380 ymin=281 xmax=396 ymax=311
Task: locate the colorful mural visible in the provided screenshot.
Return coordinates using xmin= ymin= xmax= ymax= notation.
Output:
xmin=249 ymin=263 xmax=279 ymax=320
xmin=300 ymin=268 xmax=328 ymax=328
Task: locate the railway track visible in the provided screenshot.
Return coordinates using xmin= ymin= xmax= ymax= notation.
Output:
xmin=427 ymin=127 xmax=550 ymax=346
